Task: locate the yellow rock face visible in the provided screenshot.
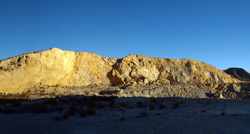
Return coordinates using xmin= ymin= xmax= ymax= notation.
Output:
xmin=0 ymin=48 xmax=239 ymax=94
xmin=110 ymin=55 xmax=239 ymax=86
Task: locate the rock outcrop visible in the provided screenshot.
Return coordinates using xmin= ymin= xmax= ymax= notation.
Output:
xmin=0 ymin=48 xmax=239 ymax=94
xmin=110 ymin=55 xmax=238 ymax=86
xmin=224 ymin=68 xmax=250 ymax=81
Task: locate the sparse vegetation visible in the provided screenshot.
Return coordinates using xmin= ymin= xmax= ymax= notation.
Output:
xmin=137 ymin=111 xmax=148 ymax=118
xmin=136 ymin=101 xmax=145 ymax=108
xmin=3 ymin=108 xmax=15 ymax=114
xmin=62 ymin=113 xmax=70 ymax=119
xmin=59 ymin=98 xmax=70 ymax=105
xmin=150 ymin=98 xmax=157 ymax=103
xmin=56 ymin=106 xmax=63 ymax=111
xmin=97 ymin=103 xmax=105 ymax=109
xmin=52 ymin=116 xmax=61 ymax=121
xmin=149 ymin=103 xmax=155 ymax=110
xmin=68 ymin=106 xmax=77 ymax=116
xmin=86 ymin=108 xmax=96 ymax=115
xmin=159 ymin=104 xmax=165 ymax=109
xmin=119 ymin=101 xmax=127 ymax=108
xmin=11 ymin=101 xmax=22 ymax=107
xmin=201 ymin=109 xmax=206 ymax=112
xmin=33 ymin=103 xmax=48 ymax=113
xmin=80 ymin=109 xmax=87 ymax=117
xmin=109 ymin=101 xmax=115 ymax=109
xmin=45 ymin=99 xmax=58 ymax=106
xmin=230 ymin=113 xmax=238 ymax=116
xmin=173 ymin=102 xmax=181 ymax=109
xmin=120 ymin=117 xmax=126 ymax=121
xmin=87 ymin=97 xmax=97 ymax=108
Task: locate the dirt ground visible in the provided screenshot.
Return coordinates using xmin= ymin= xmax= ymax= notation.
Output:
xmin=0 ymin=97 xmax=250 ymax=134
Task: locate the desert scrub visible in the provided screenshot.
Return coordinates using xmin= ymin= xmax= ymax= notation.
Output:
xmin=68 ymin=106 xmax=78 ymax=116
xmin=96 ymin=103 xmax=105 ymax=109
xmin=52 ymin=116 xmax=62 ymax=121
xmin=86 ymin=108 xmax=96 ymax=115
xmin=136 ymin=101 xmax=145 ymax=108
xmin=148 ymin=103 xmax=155 ymax=110
xmin=120 ymin=117 xmax=126 ymax=121
xmin=150 ymin=98 xmax=157 ymax=103
xmin=56 ymin=106 xmax=64 ymax=112
xmin=101 ymin=96 xmax=117 ymax=102
xmin=201 ymin=109 xmax=206 ymax=112
xmin=230 ymin=113 xmax=238 ymax=116
xmin=59 ymin=98 xmax=70 ymax=105
xmin=159 ymin=104 xmax=165 ymax=109
xmin=109 ymin=101 xmax=115 ymax=109
xmin=87 ymin=97 xmax=97 ymax=108
xmin=11 ymin=101 xmax=22 ymax=107
xmin=119 ymin=101 xmax=127 ymax=108
xmin=33 ymin=103 xmax=48 ymax=113
xmin=45 ymin=99 xmax=58 ymax=106
xmin=80 ymin=109 xmax=87 ymax=117
xmin=137 ymin=111 xmax=148 ymax=118
xmin=62 ymin=113 xmax=70 ymax=119
xmin=172 ymin=101 xmax=183 ymax=109
xmin=3 ymin=107 xmax=16 ymax=114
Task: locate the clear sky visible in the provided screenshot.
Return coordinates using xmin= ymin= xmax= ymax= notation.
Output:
xmin=0 ymin=0 xmax=250 ymax=72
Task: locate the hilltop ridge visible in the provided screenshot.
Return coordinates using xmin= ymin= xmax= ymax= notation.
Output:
xmin=0 ymin=48 xmax=239 ymax=95
xmin=224 ymin=68 xmax=250 ymax=81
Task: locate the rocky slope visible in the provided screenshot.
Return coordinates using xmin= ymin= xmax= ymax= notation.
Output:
xmin=0 ymin=48 xmax=240 ymax=95
xmin=224 ymin=68 xmax=250 ymax=81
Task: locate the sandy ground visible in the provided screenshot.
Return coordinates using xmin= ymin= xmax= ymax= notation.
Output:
xmin=0 ymin=97 xmax=250 ymax=134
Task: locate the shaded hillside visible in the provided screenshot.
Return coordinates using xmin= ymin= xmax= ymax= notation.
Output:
xmin=0 ymin=48 xmax=239 ymax=94
xmin=224 ymin=68 xmax=250 ymax=81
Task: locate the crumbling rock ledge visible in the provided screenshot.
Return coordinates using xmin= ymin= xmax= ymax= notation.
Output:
xmin=0 ymin=48 xmax=239 ymax=95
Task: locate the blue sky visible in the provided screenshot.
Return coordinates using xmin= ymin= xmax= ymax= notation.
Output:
xmin=0 ymin=0 xmax=250 ymax=72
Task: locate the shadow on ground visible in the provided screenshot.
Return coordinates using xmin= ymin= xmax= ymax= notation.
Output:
xmin=1 ymin=95 xmax=250 ymax=134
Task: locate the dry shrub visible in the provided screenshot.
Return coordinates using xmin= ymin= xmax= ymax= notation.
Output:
xmin=97 ymin=103 xmax=105 ymax=109
xmin=52 ymin=116 xmax=61 ymax=121
xmin=119 ymin=101 xmax=127 ymax=108
xmin=62 ymin=113 xmax=70 ymax=119
xmin=137 ymin=111 xmax=148 ymax=118
xmin=136 ymin=101 xmax=145 ymax=108
xmin=149 ymin=103 xmax=155 ymax=110
xmin=159 ymin=104 xmax=165 ymax=109
xmin=87 ymin=108 xmax=96 ymax=115
xmin=80 ymin=109 xmax=87 ymax=117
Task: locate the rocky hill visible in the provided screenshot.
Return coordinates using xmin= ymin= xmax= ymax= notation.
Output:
xmin=0 ymin=48 xmax=239 ymax=96
xmin=224 ymin=68 xmax=250 ymax=81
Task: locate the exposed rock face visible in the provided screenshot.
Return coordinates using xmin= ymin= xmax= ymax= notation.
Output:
xmin=0 ymin=48 xmax=116 ymax=94
xmin=110 ymin=55 xmax=238 ymax=86
xmin=224 ymin=68 xmax=250 ymax=81
xmin=0 ymin=48 xmax=239 ymax=94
